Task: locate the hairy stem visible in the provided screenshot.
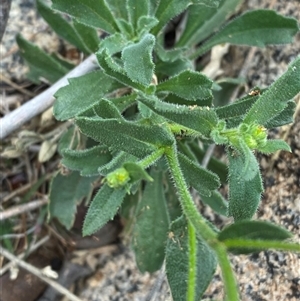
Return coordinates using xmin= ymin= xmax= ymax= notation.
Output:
xmin=164 ymin=145 xmax=239 ymax=301
xmin=164 ymin=145 xmax=216 ymax=241
xmin=224 ymin=239 xmax=300 ymax=252
xmin=138 ymin=147 xmax=165 ymax=169
xmin=212 ymin=243 xmax=240 ymax=301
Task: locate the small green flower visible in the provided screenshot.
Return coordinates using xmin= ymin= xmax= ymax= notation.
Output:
xmin=245 ymin=124 xmax=267 ymax=149
xmin=106 ymin=167 xmax=130 ymax=188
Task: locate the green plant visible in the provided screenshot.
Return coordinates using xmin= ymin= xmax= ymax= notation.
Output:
xmin=19 ymin=1 xmax=300 ymax=300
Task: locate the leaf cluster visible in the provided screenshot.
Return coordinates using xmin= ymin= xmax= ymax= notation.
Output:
xmin=19 ymin=1 xmax=300 ymax=301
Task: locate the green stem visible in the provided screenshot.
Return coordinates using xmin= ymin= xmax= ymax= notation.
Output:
xmin=164 ymin=145 xmax=216 ymax=241
xmin=187 ymin=221 xmax=197 ymax=301
xmin=213 ymin=243 xmax=240 ymax=301
xmin=138 ymin=147 xmax=165 ymax=169
xmin=164 ymin=145 xmax=239 ymax=301
xmin=224 ymin=239 xmax=300 ymax=252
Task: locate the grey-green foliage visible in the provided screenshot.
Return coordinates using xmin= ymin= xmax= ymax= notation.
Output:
xmin=132 ymin=169 xmax=170 ymax=272
xmin=166 ymin=216 xmax=217 ymax=301
xmin=21 ymin=1 xmax=300 ymax=300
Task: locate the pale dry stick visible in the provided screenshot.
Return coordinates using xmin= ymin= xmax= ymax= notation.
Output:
xmin=0 ymin=226 xmax=35 ymax=239
xmin=0 ymin=197 xmax=48 ymax=221
xmin=0 ymin=54 xmax=98 ymax=140
xmin=0 ymin=247 xmax=83 ymax=301
xmin=0 ymin=235 xmax=49 ymax=276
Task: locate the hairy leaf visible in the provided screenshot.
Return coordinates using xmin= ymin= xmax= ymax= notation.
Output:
xmin=123 ymin=162 xmax=153 ymax=182
xmin=177 ymin=0 xmax=242 ymax=47
xmin=244 ymin=56 xmax=300 ymax=126
xmin=218 ymin=220 xmax=292 ymax=254
xmin=258 ymin=139 xmax=291 ymax=154
xmin=166 ymin=216 xmax=217 ymax=301
xmin=93 ymin=99 xmax=123 ymax=119
xmin=200 ymin=190 xmax=228 ymax=216
xmin=110 ymin=93 xmax=138 ymax=112
xmin=49 ymin=172 xmax=96 ymax=229
xmin=127 ymin=0 xmax=149 ymax=28
xmin=151 ymin=0 xmax=190 ymax=35
xmin=37 ymin=0 xmax=97 ymax=53
xmin=97 ymin=49 xmax=147 ymax=91
xmin=136 ymin=16 xmax=159 ymax=37
xmin=115 ymin=18 xmax=134 ymax=38
xmin=165 ymin=175 xmax=182 ymax=222
xmin=54 ymin=71 xmax=119 ymax=121
xmin=99 ymin=33 xmax=130 ymax=55
xmin=75 ymin=117 xmax=174 ymax=158
xmin=215 ymin=91 xmax=260 ymax=120
xmin=122 ymin=34 xmax=155 ymax=86
xmin=99 ymin=152 xmax=138 ymax=176
xmin=51 ymin=0 xmax=118 ymax=33
xmin=237 ymin=139 xmax=260 ymax=181
xmin=106 ymin=0 xmax=128 ymax=20
xmin=178 ymin=153 xmax=220 ymax=196
xmin=156 ymin=70 xmax=213 ymax=102
xmin=61 ymin=145 xmax=112 ymax=176
xmin=151 ymin=0 xmax=220 ymax=35
xmin=156 ymin=58 xmax=194 ymax=78
xmin=227 ymin=148 xmax=263 ymax=221
xmin=188 ymin=142 xmax=228 ymax=183
xmin=37 ymin=0 xmax=84 ymax=50
xmin=73 ymin=21 xmax=100 ymax=53
xmin=197 ymin=10 xmax=299 ymax=56
xmin=264 ymin=100 xmax=296 ymax=129
xmin=132 ymin=169 xmax=169 ymax=272
xmin=139 ymin=96 xmax=219 ymax=138
xmin=83 ymin=184 xmax=126 ymax=236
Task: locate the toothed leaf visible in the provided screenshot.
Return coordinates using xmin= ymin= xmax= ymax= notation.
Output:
xmin=54 ymin=71 xmax=120 ymax=121
xmin=122 ymin=34 xmax=155 ymax=86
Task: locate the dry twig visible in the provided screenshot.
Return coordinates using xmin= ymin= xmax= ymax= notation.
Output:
xmin=0 ymin=235 xmax=50 ymax=276
xmin=0 ymin=246 xmax=83 ymax=301
xmin=0 ymin=74 xmax=35 ymax=97
xmin=0 ymin=54 xmax=98 ymax=139
xmin=0 ymin=198 xmax=48 ymax=221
